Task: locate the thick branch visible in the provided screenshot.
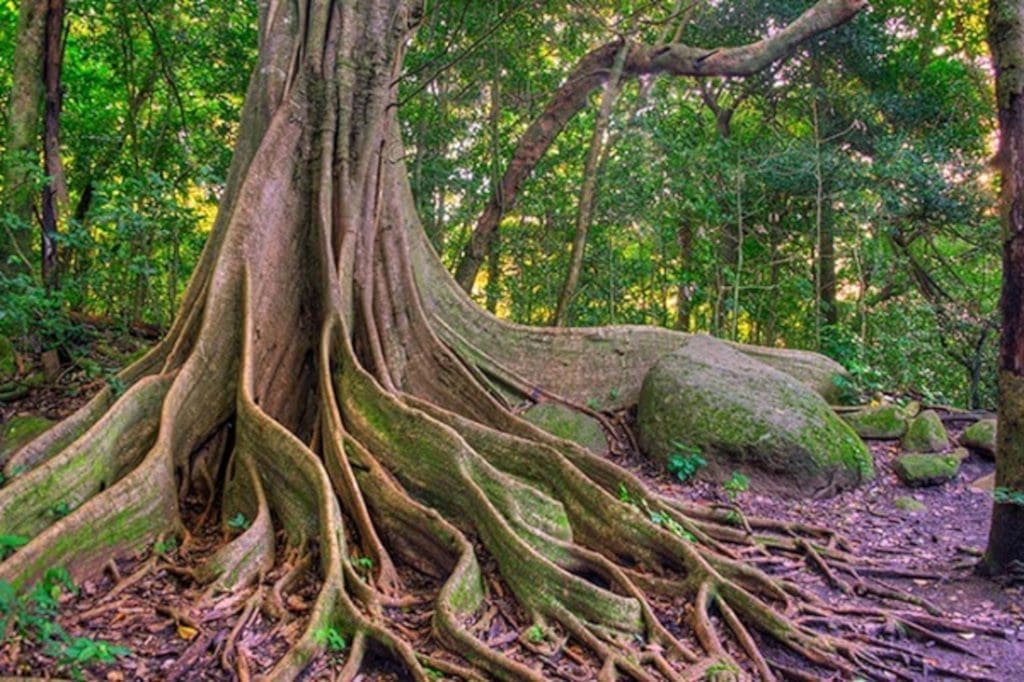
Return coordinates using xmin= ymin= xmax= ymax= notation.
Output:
xmin=453 ymin=0 xmax=867 ymax=291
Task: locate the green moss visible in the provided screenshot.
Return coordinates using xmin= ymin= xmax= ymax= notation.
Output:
xmin=960 ymin=418 xmax=996 ymax=458
xmin=0 ymin=336 xmax=15 ymax=379
xmin=892 ymin=453 xmax=961 ymax=487
xmin=893 ymin=496 xmax=926 ymax=512
xmin=522 ymin=402 xmax=606 ymax=453
xmin=0 ymin=415 xmax=54 ymax=463
xmin=637 ymin=336 xmax=873 ymax=497
xmin=840 ymin=404 xmax=909 ymax=439
xmin=900 ymin=410 xmax=949 ymax=453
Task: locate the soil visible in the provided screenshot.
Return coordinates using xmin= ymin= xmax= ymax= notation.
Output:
xmin=2 ymin=349 xmax=1023 ymax=680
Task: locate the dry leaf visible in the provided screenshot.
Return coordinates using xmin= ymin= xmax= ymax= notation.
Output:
xmin=177 ymin=624 xmax=199 ymax=641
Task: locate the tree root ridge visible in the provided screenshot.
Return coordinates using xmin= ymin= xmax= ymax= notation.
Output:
xmin=0 ymin=296 xmax=1000 ymax=681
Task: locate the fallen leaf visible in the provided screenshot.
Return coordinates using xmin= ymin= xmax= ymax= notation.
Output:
xmin=177 ymin=624 xmax=199 ymax=641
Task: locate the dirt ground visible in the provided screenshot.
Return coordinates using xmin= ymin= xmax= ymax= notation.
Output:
xmin=2 ymin=352 xmax=1023 ymax=680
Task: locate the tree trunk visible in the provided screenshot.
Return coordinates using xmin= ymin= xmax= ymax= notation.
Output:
xmin=41 ymin=0 xmax=67 ymax=288
xmin=984 ymin=0 xmax=1024 ymax=575
xmin=1 ymin=0 xmax=46 ymax=275
xmin=0 ymin=2 xmax=958 ymax=680
xmin=552 ymin=41 xmax=628 ymax=327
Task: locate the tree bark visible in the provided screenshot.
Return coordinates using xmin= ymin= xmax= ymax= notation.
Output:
xmin=1 ymin=0 xmax=47 ymax=276
xmin=984 ymin=0 xmax=1024 ymax=575
xmin=41 ymin=0 xmax=67 ymax=288
xmin=453 ymin=0 xmax=867 ymax=292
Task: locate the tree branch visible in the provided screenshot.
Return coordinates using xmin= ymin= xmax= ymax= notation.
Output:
xmin=453 ymin=0 xmax=867 ymax=291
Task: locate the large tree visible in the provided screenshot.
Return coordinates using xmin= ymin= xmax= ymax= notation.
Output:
xmin=2 ymin=0 xmax=985 ymax=678
xmin=984 ymin=0 xmax=1024 ymax=575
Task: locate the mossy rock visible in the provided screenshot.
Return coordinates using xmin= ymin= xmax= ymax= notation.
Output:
xmin=727 ymin=341 xmax=850 ymax=404
xmin=893 ymin=496 xmax=926 ymax=513
xmin=892 ymin=452 xmax=962 ymax=487
xmin=959 ymin=418 xmax=996 ymax=459
xmin=636 ymin=336 xmax=873 ymax=498
xmin=522 ymin=402 xmax=607 ymax=453
xmin=840 ymin=404 xmax=910 ymax=439
xmin=900 ymin=410 xmax=949 ymax=453
xmin=0 ymin=415 xmax=54 ymax=465
xmin=0 ymin=336 xmax=16 ymax=382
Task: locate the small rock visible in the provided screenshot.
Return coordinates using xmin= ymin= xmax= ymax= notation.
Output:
xmin=893 ymin=452 xmax=962 ymax=487
xmin=960 ymin=418 xmax=997 ymax=459
xmin=41 ymin=349 xmax=61 ymax=383
xmin=841 ymin=403 xmax=911 ymax=439
xmin=522 ymin=402 xmax=607 ymax=453
xmin=901 ymin=410 xmax=950 ymax=453
xmin=971 ymin=473 xmax=995 ymax=491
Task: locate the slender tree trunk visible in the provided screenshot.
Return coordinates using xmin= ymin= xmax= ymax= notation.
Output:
xmin=41 ymin=0 xmax=67 ymax=288
xmin=552 ymin=41 xmax=628 ymax=326
xmin=674 ymin=220 xmax=693 ymax=331
xmin=1 ymin=0 xmax=46 ymax=276
xmin=984 ymin=0 xmax=1024 ymax=575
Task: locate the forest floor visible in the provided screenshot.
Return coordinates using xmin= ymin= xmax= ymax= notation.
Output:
xmin=1 ymin=337 xmax=1023 ymax=680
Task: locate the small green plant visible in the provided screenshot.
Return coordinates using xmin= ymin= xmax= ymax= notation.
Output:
xmin=666 ymin=441 xmax=706 ymax=483
xmin=105 ymin=374 xmax=127 ymax=398
xmin=526 ymin=624 xmax=545 ymax=643
xmin=617 ymin=482 xmax=632 ymax=503
xmin=608 ymin=387 xmax=620 ymax=400
xmin=227 ymin=512 xmax=250 ymax=531
xmin=52 ymin=501 xmax=73 ymax=518
xmin=722 ymin=471 xmax=750 ymax=501
xmin=314 ymin=625 xmax=348 ymax=652
xmin=724 ymin=509 xmax=743 ymax=526
xmin=353 ymin=556 xmax=373 ymax=571
xmin=153 ymin=536 xmax=178 ymax=554
xmin=0 ymin=534 xmax=29 ymax=559
xmin=993 ymin=487 xmax=1024 ymax=506
xmin=57 ymin=636 xmax=131 ymax=666
xmin=703 ymin=658 xmax=740 ymax=680
xmin=586 ymin=397 xmax=600 ymax=410
xmin=0 ymin=568 xmax=128 ymax=680
xmin=644 ymin=504 xmax=696 ymax=542
xmin=425 ymin=667 xmax=444 ymax=680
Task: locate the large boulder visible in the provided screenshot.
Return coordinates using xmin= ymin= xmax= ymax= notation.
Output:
xmin=523 ymin=402 xmax=607 ymax=453
xmin=637 ymin=336 xmax=872 ymax=497
xmin=901 ymin=410 xmax=949 ymax=453
xmin=960 ymin=418 xmax=996 ymax=459
xmin=727 ymin=341 xmax=850 ymax=404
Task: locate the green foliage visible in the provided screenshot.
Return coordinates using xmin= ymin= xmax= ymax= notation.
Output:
xmin=617 ymin=482 xmax=632 ymax=504
xmin=313 ymin=625 xmax=348 ymax=653
xmin=226 ymin=512 xmax=250 ymax=531
xmin=526 ymin=624 xmax=545 ymax=643
xmin=0 ymin=568 xmax=129 ymax=680
xmin=666 ymin=442 xmax=706 ymax=483
xmin=993 ymin=487 xmax=1024 ymax=506
xmin=51 ymin=501 xmax=73 ymax=518
xmin=723 ymin=471 xmax=750 ymax=501
xmin=0 ymin=534 xmax=29 ymax=559
xmin=353 ymin=556 xmax=374 ymax=572
xmin=153 ymin=537 xmax=178 ymax=554
xmin=704 ymin=659 xmax=740 ymax=680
